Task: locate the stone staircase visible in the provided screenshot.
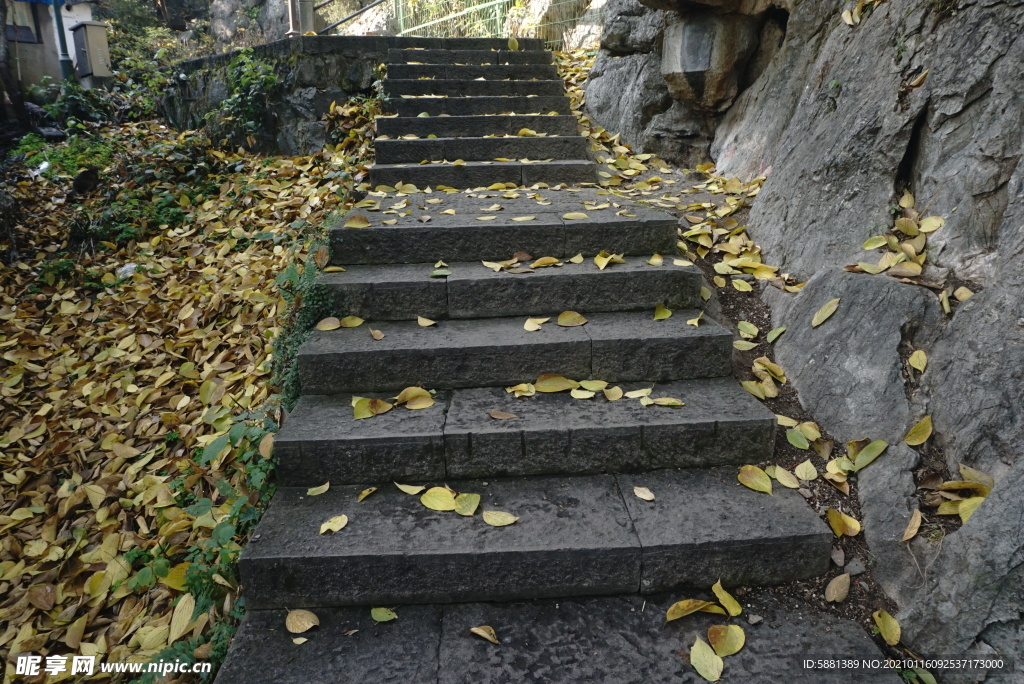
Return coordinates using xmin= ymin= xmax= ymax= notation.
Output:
xmin=213 ymin=38 xmax=869 ymax=683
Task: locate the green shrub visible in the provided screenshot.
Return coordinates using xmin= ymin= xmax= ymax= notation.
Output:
xmin=204 ymin=49 xmax=279 ymax=148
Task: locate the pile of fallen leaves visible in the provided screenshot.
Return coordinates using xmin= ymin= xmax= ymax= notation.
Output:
xmin=0 ymin=105 xmax=374 ymax=679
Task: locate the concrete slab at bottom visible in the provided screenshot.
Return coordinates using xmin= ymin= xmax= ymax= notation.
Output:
xmin=215 ymin=593 xmax=900 ymax=683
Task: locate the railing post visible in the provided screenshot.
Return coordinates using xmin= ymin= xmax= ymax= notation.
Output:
xmin=298 ymin=0 xmax=315 ymax=33
xmin=286 ymin=0 xmax=301 ymax=36
xmin=287 ymin=0 xmax=316 ymax=36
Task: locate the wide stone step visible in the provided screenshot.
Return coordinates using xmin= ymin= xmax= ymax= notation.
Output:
xmin=389 ymin=48 xmax=553 ymax=65
xmin=322 ymin=259 xmax=701 ymax=320
xmin=370 ymin=160 xmax=596 ymax=189
xmin=380 ymin=37 xmax=546 ymax=51
xmin=296 ymin=310 xmax=732 ymax=394
xmin=217 ymin=593 xmax=898 ymax=684
xmin=275 ymin=378 xmax=774 ymax=485
xmin=375 ymin=136 xmax=591 ymax=164
xmin=389 ymin=95 xmax=570 ymax=117
xmin=384 ymin=79 xmax=565 ymax=98
xmin=238 ymin=470 xmax=832 ymax=609
xmin=387 ymin=62 xmax=561 ymax=80
xmin=376 ymin=114 xmax=580 ymax=138
xmin=329 ymin=191 xmax=676 ymax=264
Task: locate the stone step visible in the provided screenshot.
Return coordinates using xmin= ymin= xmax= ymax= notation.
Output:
xmin=369 ymin=159 xmax=597 ymax=191
xmin=375 ymin=136 xmax=591 ymax=164
xmin=387 ymin=62 xmax=561 ymax=80
xmin=275 ymin=378 xmax=774 ymax=486
xmin=389 ymin=95 xmax=570 ymax=117
xmin=217 ymin=592 xmax=898 ymax=684
xmin=322 ymin=259 xmax=701 ymax=320
xmin=389 ymin=48 xmax=553 ymax=65
xmin=239 ymin=470 xmax=832 ymax=609
xmin=384 ymin=79 xmax=565 ymax=98
xmin=379 ymin=37 xmax=546 ymax=51
xmin=329 ymin=191 xmax=676 ymax=265
xmin=376 ymin=114 xmax=580 ymax=138
xmin=297 ymin=310 xmax=732 ymax=394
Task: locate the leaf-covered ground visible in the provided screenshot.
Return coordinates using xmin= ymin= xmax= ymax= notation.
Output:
xmin=0 ymin=104 xmax=376 ymax=680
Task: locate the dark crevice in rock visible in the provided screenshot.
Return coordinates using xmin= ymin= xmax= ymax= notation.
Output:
xmin=894 ymin=103 xmax=929 ymax=198
xmin=738 ymin=6 xmax=789 ymax=94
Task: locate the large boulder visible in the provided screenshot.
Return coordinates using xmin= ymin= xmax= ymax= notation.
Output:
xmin=660 ymin=11 xmax=760 ymax=113
xmin=767 ymin=269 xmax=940 ymax=599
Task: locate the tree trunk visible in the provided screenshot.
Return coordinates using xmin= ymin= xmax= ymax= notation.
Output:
xmin=0 ymin=0 xmax=30 ymax=131
xmin=155 ymin=0 xmax=188 ymax=31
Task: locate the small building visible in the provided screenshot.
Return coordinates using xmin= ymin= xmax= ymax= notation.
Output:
xmin=4 ymin=0 xmax=99 ymax=88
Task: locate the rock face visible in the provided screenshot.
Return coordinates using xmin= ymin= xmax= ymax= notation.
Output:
xmin=587 ymin=0 xmax=1024 ymax=672
xmin=584 ymin=0 xmax=788 ymax=165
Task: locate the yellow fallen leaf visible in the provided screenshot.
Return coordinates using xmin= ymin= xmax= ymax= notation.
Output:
xmin=340 ymin=316 xmax=364 ymax=327
xmin=507 ymin=37 xmax=519 ymax=51
xmin=908 ymin=349 xmax=927 ymax=372
xmin=568 ymin=253 xmax=584 ymax=264
xmin=395 ymin=482 xmax=425 ymax=495
xmin=687 ymin=311 xmax=704 ymax=327
xmin=825 ymin=573 xmax=851 ymax=602
xmin=454 ymin=493 xmax=480 ymax=516
xmin=826 ymin=508 xmax=861 ymax=537
xmin=711 ymin=580 xmax=742 ymax=617
xmin=570 ymin=388 xmax=596 ymax=399
xmin=344 ymin=215 xmax=371 ymax=229
xmin=358 ymin=487 xmax=378 ymax=502
xmin=524 ymin=317 xmax=549 ymax=331
xmin=482 ymin=510 xmax=518 ymax=526
xmin=563 ymin=212 xmax=589 ymax=220
xmin=794 ymin=460 xmax=818 ymax=481
xmin=316 ymin=317 xmax=341 ymax=331
xmin=421 ymin=487 xmax=457 ymax=511
xmin=873 ymin=610 xmax=901 ymax=645
xmin=666 ymin=599 xmax=720 ymax=622
xmin=738 ymin=465 xmax=772 ymax=494
xmin=535 ymin=374 xmax=577 ymax=392
xmin=417 ymin=316 xmax=437 ymax=326
xmin=654 ymin=304 xmax=672 ymax=320
xmin=812 ymin=298 xmax=840 ymax=327
xmin=470 ymin=625 xmax=500 ymax=644
xmin=512 ymin=216 xmax=535 ymax=221
xmin=307 ymin=482 xmax=330 ymax=496
xmin=323 ymin=266 xmax=346 ymax=273
xmin=904 ymin=416 xmax=933 ymax=446
xmin=708 ymin=624 xmax=745 ymax=657
xmin=690 ymin=637 xmax=724 ymax=682
xmin=557 ymin=310 xmax=587 ymax=326
xmin=285 ymin=609 xmax=319 ymax=634
xmin=901 ymin=509 xmax=922 ymax=541
xmin=603 ymin=386 xmax=623 ymax=401
xmin=773 ymin=468 xmax=800 ymax=489
xmin=320 ymin=515 xmax=349 ymax=534
xmin=371 ymin=607 xmax=397 ymax=622
xmin=633 ymin=486 xmax=655 ymax=501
